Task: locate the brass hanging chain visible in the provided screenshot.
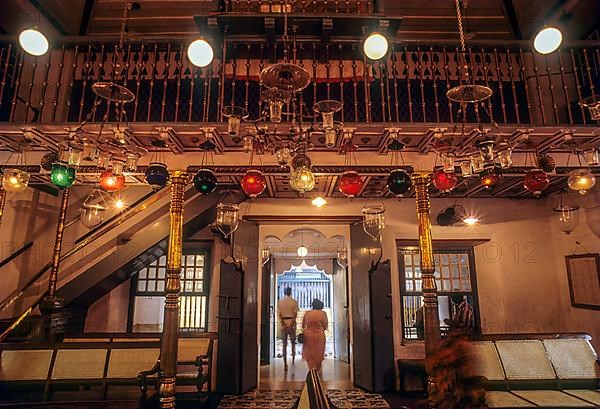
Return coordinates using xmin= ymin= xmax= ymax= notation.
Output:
xmin=282 ymin=0 xmax=290 ymax=62
xmin=118 ymin=2 xmax=131 ymax=53
xmin=453 ymin=0 xmax=471 ymax=88
xmin=454 ymin=0 xmax=466 ymax=53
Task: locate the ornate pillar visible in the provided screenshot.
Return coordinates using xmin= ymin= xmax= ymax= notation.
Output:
xmin=412 ymin=172 xmax=441 ymax=394
xmin=39 ymin=188 xmax=70 ymax=341
xmin=158 ymin=171 xmax=186 ymax=409
xmin=0 ymin=188 xmax=6 ymax=229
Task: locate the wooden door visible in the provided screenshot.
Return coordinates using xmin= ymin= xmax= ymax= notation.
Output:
xmin=332 ymin=259 xmax=350 ymax=363
xmin=215 ymin=220 xmax=259 ymax=394
xmin=350 ymin=223 xmax=395 ymax=392
xmin=216 ymin=260 xmax=243 ymax=394
xmin=260 ymin=256 xmax=272 ymax=365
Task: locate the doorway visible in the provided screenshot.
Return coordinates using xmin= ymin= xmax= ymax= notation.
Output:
xmin=258 ymin=227 xmax=352 ymax=390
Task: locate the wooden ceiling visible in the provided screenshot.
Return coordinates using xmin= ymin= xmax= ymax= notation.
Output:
xmin=0 ymin=0 xmax=598 ymax=42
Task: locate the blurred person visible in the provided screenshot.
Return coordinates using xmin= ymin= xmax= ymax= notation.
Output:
xmin=302 ymin=298 xmax=328 ymax=374
xmin=278 ymin=287 xmax=299 ymax=371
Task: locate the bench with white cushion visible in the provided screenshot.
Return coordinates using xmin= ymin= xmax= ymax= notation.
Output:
xmin=471 ymin=336 xmax=599 ymax=408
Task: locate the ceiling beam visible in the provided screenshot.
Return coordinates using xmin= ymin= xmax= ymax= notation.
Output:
xmin=501 ymin=0 xmax=523 ymax=40
xmin=28 ymin=0 xmax=69 ymax=36
xmin=79 ymin=0 xmax=95 ymax=36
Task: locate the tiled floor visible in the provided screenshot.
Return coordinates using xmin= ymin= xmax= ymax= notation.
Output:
xmin=259 ymin=357 xmax=352 ymax=390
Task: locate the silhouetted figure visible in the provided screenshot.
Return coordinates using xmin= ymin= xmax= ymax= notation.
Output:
xmin=278 ymin=287 xmax=299 ymax=371
xmin=302 ymin=299 xmax=328 ymax=374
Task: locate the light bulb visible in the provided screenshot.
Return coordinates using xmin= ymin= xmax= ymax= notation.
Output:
xmin=363 ymin=33 xmax=388 ymax=60
xmin=114 ymin=198 xmax=125 ymax=210
xmin=187 ymin=38 xmax=214 ymax=67
xmin=311 ymin=197 xmax=327 ymax=208
xmin=463 ymin=216 xmax=479 ymax=226
xmin=19 ymin=28 xmax=49 ymax=56
xmin=297 ymin=246 xmax=308 ymax=258
xmin=534 ymin=26 xmax=562 ymax=55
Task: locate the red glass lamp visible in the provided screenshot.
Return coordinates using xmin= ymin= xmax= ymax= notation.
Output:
xmin=241 ymin=169 xmax=266 ymax=198
xmin=480 ymin=165 xmax=502 ymax=189
xmin=432 ymin=168 xmax=458 ymax=193
xmin=339 ymin=170 xmax=363 ymax=197
xmin=99 ymin=170 xmax=125 ymax=192
xmin=523 ymin=168 xmax=550 ymax=197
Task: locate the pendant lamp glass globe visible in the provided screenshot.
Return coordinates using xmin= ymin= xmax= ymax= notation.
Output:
xmin=363 ymin=33 xmax=388 ymax=60
xmin=19 ymin=28 xmax=49 ymax=56
xmin=533 ymin=26 xmax=563 ymax=55
xmin=187 ymin=38 xmax=214 ymax=67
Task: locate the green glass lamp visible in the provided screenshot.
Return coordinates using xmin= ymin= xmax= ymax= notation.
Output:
xmin=50 ymin=162 xmax=76 ymax=189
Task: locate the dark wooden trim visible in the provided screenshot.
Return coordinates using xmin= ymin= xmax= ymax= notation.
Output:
xmin=474 ymin=332 xmax=591 ymax=341
xmin=501 ymin=0 xmax=523 ymax=40
xmin=243 ymin=215 xmax=363 ymax=224
xmin=396 ymin=238 xmax=490 ymax=250
xmin=565 ymin=253 xmax=600 ymax=310
xmin=30 ymin=184 xmax=59 ymax=196
xmin=78 ymin=0 xmax=95 ymax=36
xmin=0 ymin=241 xmax=33 ymax=269
xmin=28 ymin=0 xmax=69 ymax=35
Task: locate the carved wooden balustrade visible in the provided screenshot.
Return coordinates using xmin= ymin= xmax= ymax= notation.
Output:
xmin=0 ymin=39 xmax=598 ymax=126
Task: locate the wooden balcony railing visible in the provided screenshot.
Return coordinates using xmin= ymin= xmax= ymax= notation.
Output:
xmin=0 ymin=39 xmax=598 ymax=126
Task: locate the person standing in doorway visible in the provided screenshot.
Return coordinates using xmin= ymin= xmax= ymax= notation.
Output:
xmin=302 ymin=298 xmax=328 ymax=375
xmin=278 ymin=287 xmax=299 ymax=371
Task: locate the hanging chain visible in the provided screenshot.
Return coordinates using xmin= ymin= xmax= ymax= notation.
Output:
xmin=118 ymin=2 xmax=131 ymax=53
xmin=282 ymin=0 xmax=290 ymax=62
xmin=454 ymin=0 xmax=466 ymax=53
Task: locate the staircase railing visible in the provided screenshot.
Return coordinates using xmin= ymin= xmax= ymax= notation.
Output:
xmin=0 ymin=187 xmax=168 ymax=341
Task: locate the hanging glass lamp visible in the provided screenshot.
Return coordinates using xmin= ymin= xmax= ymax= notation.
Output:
xmin=387 ymin=169 xmax=412 ymax=197
xmin=215 ymin=203 xmax=240 ymax=238
xmin=145 ymin=162 xmax=170 ymax=189
xmin=289 ymin=166 xmax=315 ymax=193
xmin=241 ymin=169 xmax=266 ymax=198
xmin=193 ymin=169 xmax=218 ymax=195
xmin=50 ymin=163 xmax=76 ymax=189
xmin=362 ymin=205 xmax=385 ymax=241
xmin=567 ymin=169 xmax=596 ymax=195
xmin=99 ymin=170 xmax=125 ymax=192
xmin=432 ymin=168 xmax=458 ymax=193
xmin=523 ymin=168 xmax=550 ymax=198
xmin=2 ymin=168 xmax=30 ymax=193
xmin=339 ymin=171 xmax=363 ymax=198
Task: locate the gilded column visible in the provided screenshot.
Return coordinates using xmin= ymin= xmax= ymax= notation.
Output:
xmin=42 ymin=188 xmax=70 ymax=304
xmin=159 ymin=171 xmax=186 ymax=409
xmin=39 ymin=187 xmax=70 ymax=342
xmin=412 ymin=172 xmax=441 ymax=393
xmin=0 ymin=188 xmax=6 ymax=229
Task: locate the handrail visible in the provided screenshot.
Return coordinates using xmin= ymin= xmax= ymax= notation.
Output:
xmin=0 ymin=290 xmax=47 ymax=342
xmin=0 ymin=241 xmax=34 ymax=269
xmin=0 ymin=187 xmax=168 ymax=315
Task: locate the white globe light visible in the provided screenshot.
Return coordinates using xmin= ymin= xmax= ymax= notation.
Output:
xmin=297 ymin=246 xmax=308 ymax=258
xmin=533 ymin=27 xmax=562 ymax=55
xmin=19 ymin=28 xmax=49 ymax=56
xmin=187 ymin=38 xmax=214 ymax=67
xmin=363 ymin=33 xmax=388 ymax=60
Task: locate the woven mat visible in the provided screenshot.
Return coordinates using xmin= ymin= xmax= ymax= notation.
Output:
xmin=218 ymin=389 xmax=390 ymax=409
